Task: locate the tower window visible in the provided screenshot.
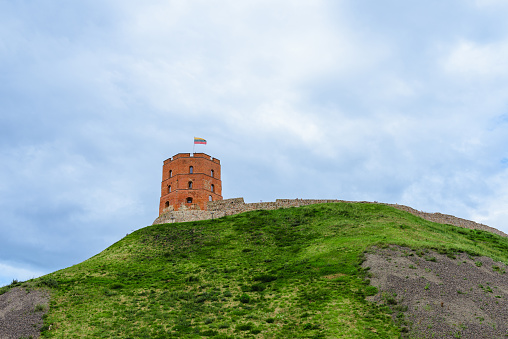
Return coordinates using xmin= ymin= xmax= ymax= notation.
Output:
xmin=168 ymin=185 xmax=171 ymax=193
xmin=165 ymin=201 xmax=169 ymax=208
xmin=211 ymin=169 xmax=214 ymax=177
xmin=211 ymin=184 xmax=214 ymax=193
xmin=187 ymin=197 xmax=193 ymax=203
xmin=169 ymin=170 xmax=172 ymax=177
xmin=189 ymin=166 xmax=193 ymax=174
xmin=188 ymin=181 xmax=193 ymax=189
xmin=209 ymin=195 xmax=212 ymax=202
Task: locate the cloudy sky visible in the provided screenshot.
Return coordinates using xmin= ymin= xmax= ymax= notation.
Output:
xmin=2 ymin=0 xmax=508 ymax=286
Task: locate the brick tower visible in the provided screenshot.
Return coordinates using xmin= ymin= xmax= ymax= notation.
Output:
xmin=159 ymin=153 xmax=222 ymax=215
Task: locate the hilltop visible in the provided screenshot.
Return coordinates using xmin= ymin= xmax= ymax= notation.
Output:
xmin=1 ymin=202 xmax=508 ymax=338
xmin=153 ymin=198 xmax=507 ymax=238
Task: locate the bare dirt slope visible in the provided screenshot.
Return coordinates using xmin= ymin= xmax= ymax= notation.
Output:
xmin=0 ymin=287 xmax=50 ymax=339
xmin=363 ymin=245 xmax=508 ymax=338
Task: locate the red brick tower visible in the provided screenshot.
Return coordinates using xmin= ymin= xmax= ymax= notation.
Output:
xmin=159 ymin=153 xmax=222 ymax=215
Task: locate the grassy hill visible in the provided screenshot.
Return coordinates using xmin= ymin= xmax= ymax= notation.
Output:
xmin=6 ymin=202 xmax=508 ymax=338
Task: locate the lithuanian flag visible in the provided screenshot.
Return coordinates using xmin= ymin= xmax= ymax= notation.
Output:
xmin=194 ymin=137 xmax=207 ymax=145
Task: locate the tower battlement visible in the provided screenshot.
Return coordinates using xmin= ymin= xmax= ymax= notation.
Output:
xmin=164 ymin=153 xmax=220 ymax=164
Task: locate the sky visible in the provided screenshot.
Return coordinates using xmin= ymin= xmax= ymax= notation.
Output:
xmin=2 ymin=0 xmax=508 ymax=286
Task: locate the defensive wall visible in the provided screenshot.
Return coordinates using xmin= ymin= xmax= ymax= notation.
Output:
xmin=152 ymin=197 xmax=507 ymax=237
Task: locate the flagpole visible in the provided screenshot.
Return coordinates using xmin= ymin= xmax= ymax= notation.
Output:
xmin=193 ymin=139 xmax=195 ymax=155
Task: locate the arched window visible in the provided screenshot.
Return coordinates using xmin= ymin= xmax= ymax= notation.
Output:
xmin=188 ymin=181 xmax=193 ymax=189
xmin=211 ymin=169 xmax=214 ymax=177
xmin=169 ymin=170 xmax=172 ymax=178
xmin=187 ymin=197 xmax=193 ymax=203
xmin=189 ymin=166 xmax=193 ymax=174
xmin=209 ymin=195 xmax=212 ymax=202
xmin=168 ymin=185 xmax=171 ymax=193
xmin=211 ymin=184 xmax=214 ymax=193
xmin=165 ymin=201 xmax=169 ymax=208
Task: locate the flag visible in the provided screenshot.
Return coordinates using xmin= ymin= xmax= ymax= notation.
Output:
xmin=194 ymin=137 xmax=207 ymax=145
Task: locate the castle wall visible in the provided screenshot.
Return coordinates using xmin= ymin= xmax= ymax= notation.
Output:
xmin=152 ymin=197 xmax=507 ymax=237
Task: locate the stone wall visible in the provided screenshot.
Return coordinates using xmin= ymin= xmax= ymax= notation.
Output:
xmin=152 ymin=198 xmax=343 ymax=224
xmin=152 ymin=197 xmax=507 ymax=237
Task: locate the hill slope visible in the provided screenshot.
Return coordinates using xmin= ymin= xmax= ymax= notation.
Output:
xmin=5 ymin=202 xmax=508 ymax=338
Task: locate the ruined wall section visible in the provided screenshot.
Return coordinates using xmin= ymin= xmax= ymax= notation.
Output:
xmin=152 ymin=198 xmax=507 ymax=237
xmin=385 ymin=204 xmax=506 ymax=237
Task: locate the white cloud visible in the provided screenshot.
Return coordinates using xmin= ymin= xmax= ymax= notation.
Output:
xmin=443 ymin=39 xmax=508 ymax=79
xmin=65 ymin=1 xmax=392 ymax=169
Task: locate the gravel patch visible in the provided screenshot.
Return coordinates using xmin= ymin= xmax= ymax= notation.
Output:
xmin=0 ymin=287 xmax=50 ymax=339
xmin=362 ymin=245 xmax=508 ymax=338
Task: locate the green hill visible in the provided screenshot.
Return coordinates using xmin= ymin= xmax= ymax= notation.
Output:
xmin=5 ymin=202 xmax=508 ymax=338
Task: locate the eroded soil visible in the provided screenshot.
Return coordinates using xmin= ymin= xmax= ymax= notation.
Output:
xmin=0 ymin=287 xmax=50 ymax=339
xmin=363 ymin=245 xmax=508 ymax=338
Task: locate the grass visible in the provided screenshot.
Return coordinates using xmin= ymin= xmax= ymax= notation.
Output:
xmin=34 ymin=303 xmax=47 ymax=312
xmin=15 ymin=202 xmax=508 ymax=338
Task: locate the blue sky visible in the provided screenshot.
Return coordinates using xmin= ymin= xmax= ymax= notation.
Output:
xmin=2 ymin=0 xmax=508 ymax=286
